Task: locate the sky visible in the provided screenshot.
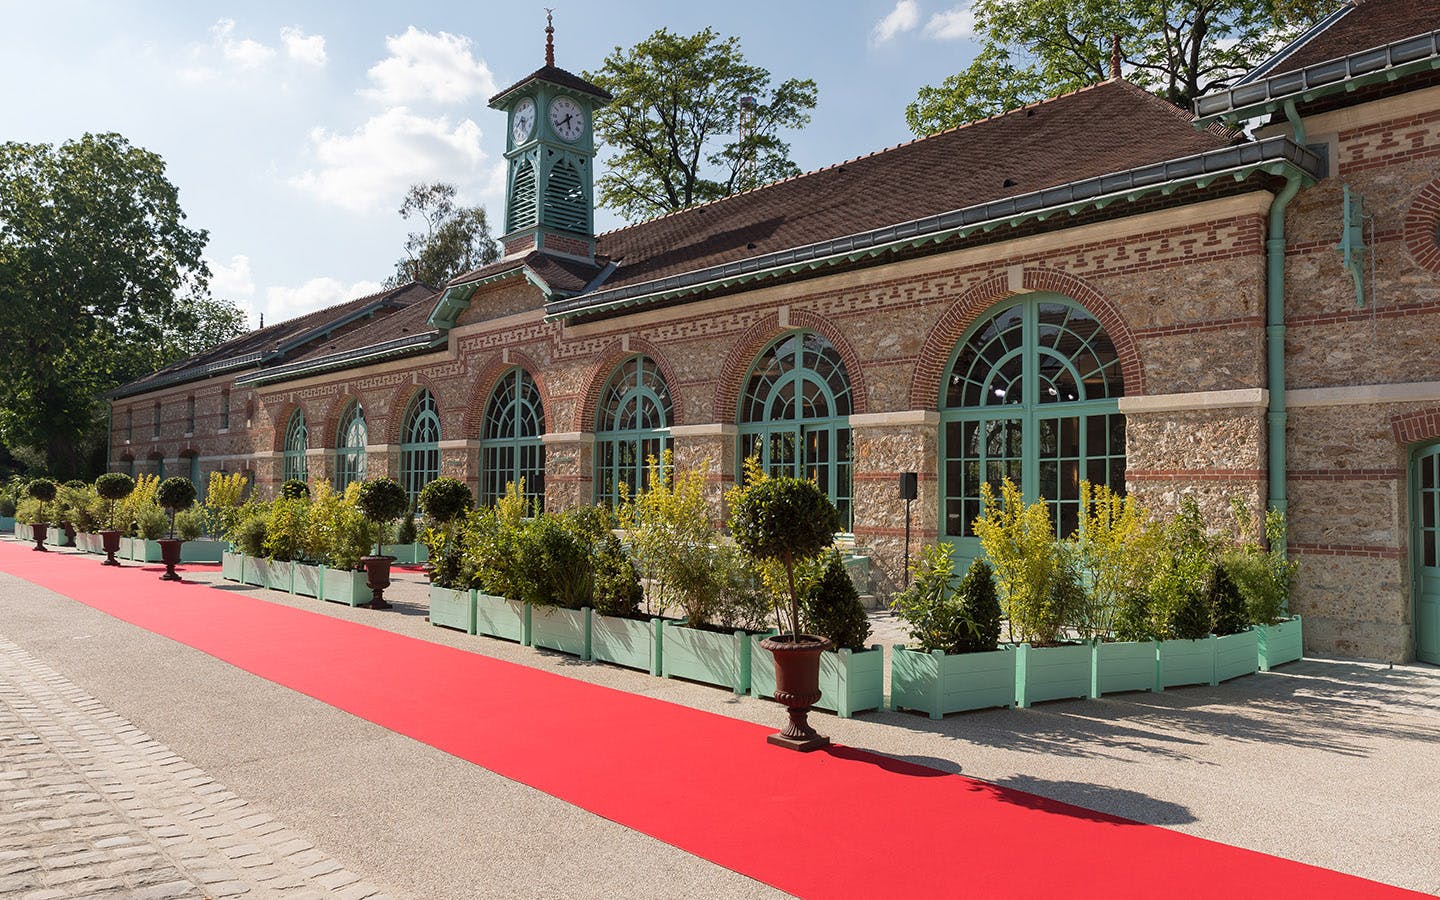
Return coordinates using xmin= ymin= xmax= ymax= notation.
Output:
xmin=0 ymin=1 xmax=984 ymax=328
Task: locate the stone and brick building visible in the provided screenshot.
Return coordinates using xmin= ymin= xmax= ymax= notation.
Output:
xmin=111 ymin=1 xmax=1440 ymax=664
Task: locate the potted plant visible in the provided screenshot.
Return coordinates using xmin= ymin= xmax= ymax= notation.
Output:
xmin=586 ymin=530 xmax=656 ymax=673
xmin=1211 ymin=560 xmax=1258 ymax=682
xmin=1153 ymin=499 xmax=1219 ymax=689
xmin=155 ymin=477 xmax=196 ymax=581
xmin=1228 ymin=508 xmax=1303 ymax=670
xmin=26 ymin=479 xmax=56 ymax=551
xmin=420 ymin=477 xmax=476 ymax=631
xmin=730 ymin=474 xmax=841 ymax=752
xmin=0 ymin=493 xmax=16 ymax=532
xmin=95 ymin=473 xmax=135 ymax=566
xmin=355 ymin=477 xmax=408 ymax=609
xmin=525 ymin=509 xmax=602 ymax=659
xmin=891 ymin=548 xmax=1014 ymax=717
xmin=467 ymin=483 xmax=537 ymax=643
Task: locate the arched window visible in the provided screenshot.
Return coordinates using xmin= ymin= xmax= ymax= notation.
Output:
xmin=282 ymin=409 xmax=308 ymax=485
xmin=481 ymin=368 xmax=545 ymax=509
xmin=595 ymin=356 xmax=673 ymax=506
xmin=335 ymin=401 xmax=367 ymax=491
xmin=738 ymin=331 xmax=854 ymax=531
xmin=399 ymin=389 xmax=442 ymax=505
xmin=941 ymin=294 xmax=1126 ymax=544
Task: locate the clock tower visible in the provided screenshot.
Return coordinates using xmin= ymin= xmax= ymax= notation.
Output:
xmin=489 ymin=14 xmax=611 ymax=262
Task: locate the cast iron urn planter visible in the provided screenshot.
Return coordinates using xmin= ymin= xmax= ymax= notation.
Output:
xmin=361 ymin=556 xmax=394 ymax=609
xmin=32 ymin=523 xmax=48 ymax=552
xmin=761 ymin=634 xmax=832 ymax=752
xmin=157 ymin=539 xmax=183 ymax=581
xmin=100 ymin=530 xmax=122 ymax=566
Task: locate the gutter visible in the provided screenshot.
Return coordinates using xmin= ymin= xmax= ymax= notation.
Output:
xmin=107 ymin=351 xmax=268 ymax=400
xmin=549 ymin=138 xmax=1321 ymax=322
xmin=234 ymin=332 xmax=443 ymax=387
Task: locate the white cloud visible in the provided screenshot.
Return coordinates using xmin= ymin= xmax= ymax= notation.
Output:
xmin=925 ymin=5 xmax=977 ymax=40
xmin=255 ymin=277 xmax=385 ymax=327
xmin=873 ymin=1 xmax=921 ymax=43
xmin=208 ymin=255 xmax=256 ymax=298
xmin=289 ymin=106 xmax=487 ymax=214
xmin=362 ymin=27 xmax=496 ymax=105
xmin=281 ymin=26 xmax=327 ymax=67
xmin=212 ymin=18 xmax=276 ymax=69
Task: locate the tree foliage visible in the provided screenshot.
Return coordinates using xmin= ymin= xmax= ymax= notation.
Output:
xmin=905 ymin=0 xmax=1328 ymax=135
xmin=586 ymin=28 xmax=818 ymax=220
xmin=0 ymin=133 xmax=243 ymax=477
xmin=384 ymin=182 xmax=498 ymax=288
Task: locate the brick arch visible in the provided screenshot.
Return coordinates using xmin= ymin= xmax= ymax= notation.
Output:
xmin=319 ymin=394 xmax=366 ymax=449
xmin=713 ymin=310 xmax=871 ymax=422
xmin=1403 ymin=180 xmax=1440 ymax=274
xmin=268 ymin=401 xmax=308 ymax=452
xmin=1392 ymin=407 xmax=1440 ymax=445
xmin=461 ymin=351 xmax=555 ymax=441
xmin=381 ymin=375 xmax=446 ymax=445
xmin=575 ymin=339 xmax=688 ymax=432
xmin=907 ymin=267 xmax=1145 ymax=409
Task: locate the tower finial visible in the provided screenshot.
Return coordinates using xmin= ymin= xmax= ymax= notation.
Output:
xmin=545 ymin=8 xmax=555 ymax=67
xmin=1110 ymin=33 xmax=1122 ymax=80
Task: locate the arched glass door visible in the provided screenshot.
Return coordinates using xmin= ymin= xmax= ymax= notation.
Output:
xmin=595 ymin=356 xmax=673 ymax=506
xmin=335 ymin=402 xmax=367 ymax=491
xmin=1415 ymin=441 xmax=1440 ymax=664
xmin=481 ymin=368 xmax=546 ymax=509
xmin=399 ymin=390 xmax=441 ymax=505
xmin=282 ymin=409 xmax=308 ymax=484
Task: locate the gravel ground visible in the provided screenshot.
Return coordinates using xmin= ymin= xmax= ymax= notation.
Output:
xmin=2 ymin=542 xmax=1437 ymax=897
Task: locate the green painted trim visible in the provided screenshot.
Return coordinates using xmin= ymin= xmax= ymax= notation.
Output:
xmin=1266 ymin=166 xmax=1305 ymax=518
xmin=427 ymin=283 xmax=480 ymax=330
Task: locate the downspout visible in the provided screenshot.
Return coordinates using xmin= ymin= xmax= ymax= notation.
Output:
xmin=1266 ymin=100 xmax=1307 ymax=517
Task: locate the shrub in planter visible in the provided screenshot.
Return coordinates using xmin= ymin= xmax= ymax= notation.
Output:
xmin=0 ymin=496 xmax=15 ymax=518
xmin=356 ymin=478 xmax=408 ymax=559
xmin=802 ymin=551 xmax=870 ymax=652
xmin=280 ymin=479 xmax=310 ymax=500
xmin=27 ymin=479 xmax=57 ymax=522
xmin=228 ymin=504 xmax=269 ymax=557
xmin=135 ymin=504 xmax=169 ymax=540
xmin=205 ymin=472 xmax=249 ymax=541
xmin=1071 ymin=482 xmax=1164 ymax=642
xmin=156 ymin=477 xmax=197 ymax=539
xmin=591 ymin=532 xmax=643 ymax=618
xmin=419 ymin=477 xmax=472 ymax=587
xmin=892 ymin=548 xmax=1001 ymax=654
xmin=1210 ymin=564 xmax=1248 ymax=637
xmin=175 ymin=507 xmax=208 ymax=542
xmin=974 ymin=479 xmax=1068 ymax=645
xmin=306 ymin=481 xmax=373 ymax=572
xmin=95 ymin=473 xmax=135 ymax=532
xmin=263 ymin=496 xmax=309 ymax=562
xmin=395 ymin=509 xmax=418 ymax=546
xmin=617 ymin=455 xmax=725 ymax=624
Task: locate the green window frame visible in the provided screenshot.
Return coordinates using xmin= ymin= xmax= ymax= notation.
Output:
xmin=282 ymin=409 xmax=308 ymax=485
xmin=481 ymin=368 xmax=546 ymax=509
xmin=335 ymin=401 xmax=367 ymax=491
xmin=941 ymin=294 xmax=1126 ymax=550
xmin=399 ymin=389 xmax=442 ymax=506
xmin=737 ymin=330 xmax=854 ymax=531
xmin=595 ymin=355 xmax=673 ymax=507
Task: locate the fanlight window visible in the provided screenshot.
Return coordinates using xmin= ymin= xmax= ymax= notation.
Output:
xmin=737 ymin=331 xmax=853 ymax=531
xmin=941 ymin=297 xmax=1126 ymax=542
xmin=595 ymin=356 xmax=673 ymax=507
xmin=399 ymin=390 xmax=442 ymax=506
xmin=335 ymin=401 xmax=368 ymax=491
xmin=481 ymin=369 xmax=546 ymax=509
xmin=282 ymin=409 xmax=308 ymax=485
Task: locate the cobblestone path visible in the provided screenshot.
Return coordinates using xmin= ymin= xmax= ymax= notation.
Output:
xmin=0 ymin=634 xmax=397 ymax=899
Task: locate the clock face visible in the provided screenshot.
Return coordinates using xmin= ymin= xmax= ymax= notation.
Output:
xmin=549 ymin=96 xmax=585 ymax=142
xmin=512 ymin=97 xmax=536 ymax=145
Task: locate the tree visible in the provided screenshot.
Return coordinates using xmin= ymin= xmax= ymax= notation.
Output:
xmin=905 ymin=0 xmax=1327 ymax=136
xmin=586 ymin=28 xmax=818 ymax=221
xmin=0 ymin=133 xmax=243 ymax=478
xmin=384 ymin=183 xmax=498 ymax=288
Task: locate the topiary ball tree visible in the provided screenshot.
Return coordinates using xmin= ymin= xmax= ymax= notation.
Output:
xmin=27 ymin=479 xmax=57 ymax=522
xmin=156 ymin=477 xmax=197 ymax=539
xmin=730 ymin=476 xmax=841 ymax=640
xmin=356 ymin=477 xmax=408 ymax=558
xmin=280 ymin=479 xmax=310 ymax=500
xmin=95 ymin=472 xmax=136 ymax=532
xmin=418 ymin=478 xmax=472 ymax=524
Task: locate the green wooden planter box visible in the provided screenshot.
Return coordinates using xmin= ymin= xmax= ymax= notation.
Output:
xmin=0 ymin=516 xmax=14 ymax=532
xmin=74 ymin=532 xmax=99 ymax=553
xmin=660 ymin=622 xmax=757 ymax=694
xmin=221 ymin=551 xmax=243 ymax=581
xmin=1015 ymin=642 xmax=1092 ymax=708
xmin=1215 ymin=629 xmax=1260 ymax=682
xmin=125 ymin=539 xmax=225 ymax=564
xmin=293 ymin=563 xmax=324 ymax=599
xmin=1158 ymin=635 xmax=1217 ymax=689
xmin=14 ymin=522 xmax=30 ymax=541
xmin=381 ymin=543 xmax=429 ymax=565
xmin=750 ymin=639 xmax=885 ymax=718
xmin=475 ymin=592 xmax=530 ymax=644
xmin=590 ymin=614 xmax=663 ymax=674
xmin=321 ymin=568 xmax=370 ymax=606
xmin=530 ymin=605 xmax=592 ymax=659
xmin=428 ymin=586 xmax=476 ymax=633
xmin=83 ymin=533 xmax=105 ymax=554
xmin=1091 ymin=639 xmax=1158 ymax=696
xmin=891 ymin=645 xmax=1016 ymax=718
xmin=1257 ymin=616 xmax=1303 ymax=671
xmin=243 ymin=557 xmax=294 ymax=592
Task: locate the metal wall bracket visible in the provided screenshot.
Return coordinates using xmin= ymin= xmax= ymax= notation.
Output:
xmin=1334 ymin=183 xmax=1368 ymax=307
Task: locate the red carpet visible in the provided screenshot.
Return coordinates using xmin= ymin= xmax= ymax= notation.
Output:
xmin=0 ymin=540 xmax=1423 ymax=899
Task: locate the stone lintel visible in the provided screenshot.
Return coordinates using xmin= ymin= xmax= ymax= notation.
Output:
xmin=539 ymin=431 xmax=593 ymax=445
xmin=849 ymin=410 xmax=941 ymax=428
xmin=1118 ymin=388 xmax=1268 ymax=414
xmin=670 ymin=424 xmax=738 ymax=438
xmin=1288 ymin=381 xmax=1440 ymax=409
xmin=437 ymin=439 xmax=481 ymax=450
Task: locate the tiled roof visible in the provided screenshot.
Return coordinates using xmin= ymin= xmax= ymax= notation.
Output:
xmin=1265 ymin=0 xmax=1440 ymax=76
xmin=111 ymin=282 xmax=435 ymax=396
xmin=281 ymin=295 xmax=441 ymax=365
xmin=490 ymin=64 xmax=612 ymax=106
xmin=589 ymin=79 xmax=1230 ymax=294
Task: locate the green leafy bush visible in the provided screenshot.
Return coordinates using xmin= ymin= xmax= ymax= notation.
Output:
xmin=95 ymin=473 xmax=135 ymax=531
xmin=0 ymin=496 xmax=15 ymax=517
xmin=228 ymin=503 xmax=269 ymax=556
xmin=15 ymin=498 xmax=41 ymax=525
xmin=802 ymin=551 xmax=870 ymax=652
xmin=591 ymin=532 xmax=643 ymax=618
xmin=521 ymin=512 xmax=593 ymax=609
xmin=1150 ymin=497 xmax=1218 ymax=640
xmin=305 ymin=481 xmax=373 ymax=571
xmin=135 ymin=504 xmax=169 ymax=541
xmin=1222 ymin=551 xmax=1288 ymax=627
xmin=466 ymin=483 xmax=532 ymax=600
xmin=1209 ymin=563 xmax=1248 ymax=636
xmin=27 ymin=479 xmax=56 ymax=503
xmin=617 ymin=457 xmax=726 ymax=624
xmin=263 ymin=497 xmax=309 ymax=562
xmin=728 ymin=472 xmax=840 ymax=639
xmin=891 ymin=546 xmax=1000 ymax=654
xmin=174 ymin=507 xmax=207 ymax=542
xmin=419 ymin=478 xmax=472 ymax=523
xmin=974 ymin=479 xmax=1064 ymax=644
xmin=356 ymin=478 xmax=408 ymax=557
xmin=1070 ymin=482 xmax=1163 ymax=641
xmin=396 ymin=509 xmax=418 ymax=545
xmin=280 ymin=479 xmax=310 ymax=500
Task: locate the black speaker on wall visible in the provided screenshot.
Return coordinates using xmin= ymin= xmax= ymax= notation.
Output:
xmin=898 ymin=472 xmax=918 ymax=501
